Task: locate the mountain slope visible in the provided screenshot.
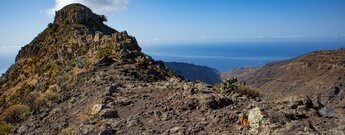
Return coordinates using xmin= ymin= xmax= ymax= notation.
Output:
xmin=165 ymin=62 xmax=222 ymax=85
xmin=228 ymin=49 xmax=345 ymax=112
xmin=0 ymin=4 xmax=344 ymax=135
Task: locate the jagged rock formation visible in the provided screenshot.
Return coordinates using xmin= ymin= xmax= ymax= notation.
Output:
xmin=164 ymin=62 xmax=222 ymax=85
xmin=0 ymin=4 xmax=344 ymax=135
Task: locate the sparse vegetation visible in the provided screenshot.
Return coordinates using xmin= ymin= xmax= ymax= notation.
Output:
xmin=47 ymin=23 xmax=58 ymax=33
xmin=11 ymin=84 xmax=36 ymax=102
xmin=0 ymin=123 xmax=15 ymax=135
xmin=96 ymin=44 xmax=114 ymax=58
xmin=237 ymin=83 xmax=261 ymax=98
xmin=23 ymin=91 xmax=40 ymax=111
xmin=239 ymin=114 xmax=249 ymax=126
xmin=218 ymin=78 xmax=238 ymax=91
xmin=37 ymin=63 xmax=53 ymax=74
xmin=0 ymin=96 xmax=6 ymax=107
xmin=100 ymin=15 xmax=107 ymax=22
xmin=1 ymin=104 xmax=30 ymax=124
xmin=60 ymin=127 xmax=77 ymax=135
xmin=71 ymin=57 xmax=90 ymax=68
xmin=217 ymin=78 xmax=261 ymax=98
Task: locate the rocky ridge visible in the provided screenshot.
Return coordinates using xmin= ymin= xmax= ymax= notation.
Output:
xmin=0 ymin=4 xmax=344 ymax=135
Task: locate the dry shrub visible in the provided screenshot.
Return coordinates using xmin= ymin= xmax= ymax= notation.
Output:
xmin=239 ymin=114 xmax=249 ymax=126
xmin=236 ymin=84 xmax=261 ymax=98
xmin=0 ymin=123 xmax=15 ymax=135
xmin=1 ymin=104 xmax=30 ymax=124
xmin=24 ymin=91 xmax=39 ymax=110
xmin=59 ymin=127 xmax=77 ymax=135
xmin=24 ymin=92 xmax=49 ymax=111
xmin=217 ymin=78 xmax=261 ymax=98
xmin=24 ymin=89 xmax=60 ymax=112
xmin=44 ymin=90 xmax=60 ymax=102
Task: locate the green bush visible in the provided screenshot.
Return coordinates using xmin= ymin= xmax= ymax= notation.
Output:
xmin=217 ymin=78 xmax=261 ymax=98
xmin=218 ymin=78 xmax=238 ymax=91
xmin=100 ymin=15 xmax=107 ymax=22
xmin=47 ymin=23 xmax=58 ymax=33
xmin=37 ymin=63 xmax=53 ymax=74
xmin=1 ymin=104 xmax=30 ymax=124
xmin=96 ymin=44 xmax=114 ymax=58
xmin=0 ymin=123 xmax=15 ymax=135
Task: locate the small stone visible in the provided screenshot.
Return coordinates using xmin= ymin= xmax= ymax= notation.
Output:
xmin=170 ymin=127 xmax=182 ymax=133
xmin=100 ymin=109 xmax=118 ymax=118
xmin=91 ymin=104 xmax=104 ymax=115
xmin=95 ymin=56 xmax=114 ymax=67
xmin=80 ymin=124 xmax=95 ymax=134
xmin=126 ymin=119 xmax=142 ymax=127
xmin=200 ymin=95 xmax=232 ymax=109
xmin=318 ymin=106 xmax=336 ymax=118
xmin=100 ymin=129 xmax=116 ymax=135
xmin=104 ymin=84 xmax=117 ymax=97
xmin=161 ymin=113 xmax=169 ymax=121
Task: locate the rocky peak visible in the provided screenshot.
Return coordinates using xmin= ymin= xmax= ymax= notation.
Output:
xmin=52 ymin=3 xmax=116 ymax=35
xmin=54 ymin=3 xmax=102 ymax=26
xmin=4 ymin=3 xmax=174 ymax=90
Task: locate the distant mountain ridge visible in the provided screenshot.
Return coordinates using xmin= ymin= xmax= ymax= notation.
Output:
xmin=165 ymin=62 xmax=222 ymax=85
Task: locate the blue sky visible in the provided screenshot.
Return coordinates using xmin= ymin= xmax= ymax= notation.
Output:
xmin=0 ymin=0 xmax=345 ymax=73
xmin=0 ymin=0 xmax=345 ymax=46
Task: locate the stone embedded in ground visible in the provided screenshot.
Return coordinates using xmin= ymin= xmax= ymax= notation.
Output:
xmin=99 ymin=128 xmax=116 ymax=135
xmin=200 ymin=95 xmax=232 ymax=109
xmin=100 ymin=109 xmax=118 ymax=118
xmin=318 ymin=106 xmax=337 ymax=118
xmin=91 ymin=104 xmax=104 ymax=115
xmin=95 ymin=56 xmax=115 ymax=67
xmin=285 ymin=112 xmax=308 ymax=120
xmin=248 ymin=107 xmax=264 ymax=134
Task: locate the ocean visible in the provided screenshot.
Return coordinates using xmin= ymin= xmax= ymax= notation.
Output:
xmin=0 ymin=41 xmax=344 ymax=74
xmin=141 ymin=41 xmax=345 ymax=72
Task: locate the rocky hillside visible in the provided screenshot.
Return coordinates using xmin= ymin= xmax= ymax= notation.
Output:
xmin=222 ymin=67 xmax=261 ymax=80
xmin=227 ymin=49 xmax=345 ymax=114
xmin=0 ymin=4 xmax=344 ymax=135
xmin=164 ymin=62 xmax=222 ymax=85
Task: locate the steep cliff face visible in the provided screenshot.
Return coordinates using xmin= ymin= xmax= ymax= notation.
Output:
xmin=0 ymin=4 xmax=344 ymax=135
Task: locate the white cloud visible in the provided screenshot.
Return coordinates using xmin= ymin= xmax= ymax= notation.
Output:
xmin=48 ymin=0 xmax=128 ymax=15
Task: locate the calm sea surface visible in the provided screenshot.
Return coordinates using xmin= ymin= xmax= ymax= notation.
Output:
xmin=142 ymin=41 xmax=345 ymax=71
